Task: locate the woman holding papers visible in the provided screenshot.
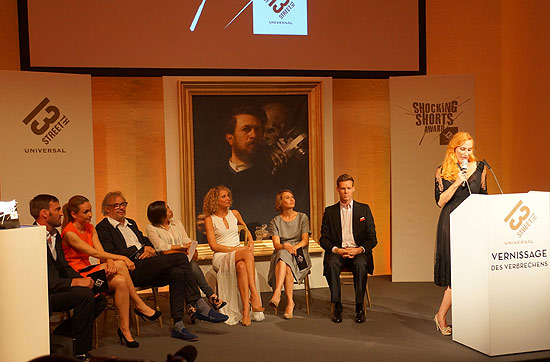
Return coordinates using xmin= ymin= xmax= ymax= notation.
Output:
xmin=267 ymin=189 xmax=311 ymax=319
xmin=146 ymin=200 xmax=226 ymax=311
xmin=433 ymin=132 xmax=487 ymax=335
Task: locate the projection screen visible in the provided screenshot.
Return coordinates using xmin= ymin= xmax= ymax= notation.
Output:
xmin=19 ymin=0 xmax=425 ymax=77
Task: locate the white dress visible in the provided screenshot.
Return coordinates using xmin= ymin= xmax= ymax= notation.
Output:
xmin=211 ymin=210 xmax=265 ymax=325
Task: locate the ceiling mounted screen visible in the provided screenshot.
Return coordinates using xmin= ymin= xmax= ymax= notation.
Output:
xmin=19 ymin=0 xmax=425 ymax=77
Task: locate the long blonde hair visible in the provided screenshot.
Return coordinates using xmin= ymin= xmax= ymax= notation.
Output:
xmin=440 ymin=132 xmax=476 ymax=180
xmin=202 ymin=186 xmax=232 ymax=216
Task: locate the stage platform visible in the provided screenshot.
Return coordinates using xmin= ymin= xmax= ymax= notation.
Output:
xmin=87 ymin=276 xmax=549 ymax=362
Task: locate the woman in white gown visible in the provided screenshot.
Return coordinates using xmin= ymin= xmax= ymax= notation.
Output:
xmin=203 ymin=186 xmax=265 ymax=326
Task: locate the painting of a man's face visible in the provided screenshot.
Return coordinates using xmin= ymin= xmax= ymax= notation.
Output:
xmin=191 ymin=93 xmax=310 ymax=236
xmin=226 ymin=113 xmax=263 ymax=160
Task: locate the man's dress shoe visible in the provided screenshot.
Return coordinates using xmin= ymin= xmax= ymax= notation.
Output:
xmin=196 ymin=309 xmax=229 ymax=323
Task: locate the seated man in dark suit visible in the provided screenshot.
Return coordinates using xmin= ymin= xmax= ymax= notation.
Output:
xmin=319 ymin=174 xmax=377 ymax=324
xmin=30 ymin=194 xmax=106 ymax=361
xmin=95 ymin=191 xmax=227 ymax=341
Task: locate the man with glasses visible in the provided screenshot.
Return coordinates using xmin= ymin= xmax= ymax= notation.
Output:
xmin=96 ymin=191 xmax=227 ymax=341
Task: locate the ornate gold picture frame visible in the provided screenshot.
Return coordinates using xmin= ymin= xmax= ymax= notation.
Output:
xmin=178 ymin=80 xmax=324 ymax=241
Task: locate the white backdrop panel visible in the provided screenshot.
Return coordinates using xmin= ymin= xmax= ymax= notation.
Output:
xmin=0 ymin=70 xmax=95 ymax=224
xmin=390 ymin=75 xmax=475 ymax=281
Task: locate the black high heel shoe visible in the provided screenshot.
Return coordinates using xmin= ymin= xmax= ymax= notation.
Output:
xmin=117 ymin=328 xmax=139 ymax=348
xmin=134 ymin=309 xmax=161 ymax=322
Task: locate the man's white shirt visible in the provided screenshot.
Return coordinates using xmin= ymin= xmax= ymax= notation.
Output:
xmin=107 ymin=216 xmax=141 ymax=249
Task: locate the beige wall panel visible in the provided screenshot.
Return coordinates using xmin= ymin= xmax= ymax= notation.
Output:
xmin=332 ymin=79 xmax=391 ymax=275
xmin=92 ymin=77 xmax=166 ymax=228
xmin=500 ymin=0 xmax=550 ymax=193
xmin=427 ymin=0 xmax=503 ymax=191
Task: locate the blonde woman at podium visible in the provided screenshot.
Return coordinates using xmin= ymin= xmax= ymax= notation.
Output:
xmin=434 ymin=132 xmax=487 ymax=335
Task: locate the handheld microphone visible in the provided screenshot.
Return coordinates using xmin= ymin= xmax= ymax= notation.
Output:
xmin=483 ymin=159 xmax=504 ymax=194
xmin=460 ymin=159 xmax=468 ymax=186
xmin=456 ymin=159 xmax=472 ymax=194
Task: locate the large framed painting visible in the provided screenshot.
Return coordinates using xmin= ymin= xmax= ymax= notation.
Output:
xmin=178 ymin=80 xmax=324 ymax=242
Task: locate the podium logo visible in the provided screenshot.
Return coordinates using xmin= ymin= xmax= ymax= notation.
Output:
xmin=22 ymin=97 xmax=71 ymax=145
xmin=504 ymin=199 xmax=537 ymax=238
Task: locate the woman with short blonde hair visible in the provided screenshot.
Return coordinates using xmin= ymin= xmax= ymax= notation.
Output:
xmin=267 ymin=189 xmax=311 ymax=319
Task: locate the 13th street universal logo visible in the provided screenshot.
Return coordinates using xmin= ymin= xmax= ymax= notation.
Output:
xmin=396 ymin=96 xmax=471 ymax=145
xmin=22 ymin=97 xmax=70 ymax=150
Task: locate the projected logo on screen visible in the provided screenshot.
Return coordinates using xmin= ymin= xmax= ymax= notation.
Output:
xmin=253 ymin=0 xmax=308 ymax=35
xmin=222 ymin=0 xmax=308 ymax=35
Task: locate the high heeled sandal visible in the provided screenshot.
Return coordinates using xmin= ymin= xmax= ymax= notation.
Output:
xmin=117 ymin=328 xmax=139 ymax=348
xmin=249 ymin=302 xmax=265 ymax=313
xmin=269 ymin=294 xmax=280 ymax=309
xmin=434 ymin=316 xmax=452 ymax=336
xmin=283 ymin=302 xmax=294 ymax=319
xmin=209 ymin=294 xmax=227 ymax=311
xmin=249 ymin=295 xmax=265 ymax=312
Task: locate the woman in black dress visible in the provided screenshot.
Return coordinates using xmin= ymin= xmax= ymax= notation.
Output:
xmin=434 ymin=132 xmax=487 ymax=335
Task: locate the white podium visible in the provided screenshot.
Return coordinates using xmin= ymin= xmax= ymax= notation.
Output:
xmin=0 ymin=226 xmax=50 ymax=362
xmin=450 ymin=191 xmax=550 ymax=356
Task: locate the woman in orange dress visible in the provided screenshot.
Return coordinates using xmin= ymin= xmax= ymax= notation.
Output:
xmin=61 ymin=195 xmax=160 ymax=348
